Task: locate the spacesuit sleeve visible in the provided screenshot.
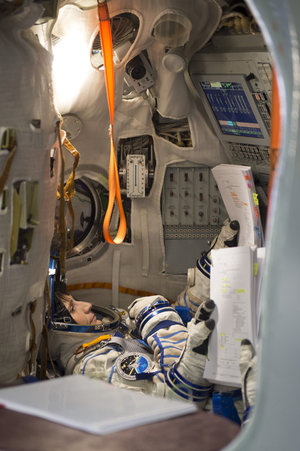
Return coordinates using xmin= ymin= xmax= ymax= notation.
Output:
xmin=127 ymin=295 xmax=188 ymax=370
xmin=128 ymin=296 xmax=215 ymax=406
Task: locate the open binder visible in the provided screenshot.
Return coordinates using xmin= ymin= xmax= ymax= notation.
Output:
xmin=204 ymin=246 xmax=265 ymax=387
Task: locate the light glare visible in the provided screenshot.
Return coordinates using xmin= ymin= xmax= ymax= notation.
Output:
xmin=52 ymin=30 xmax=91 ymax=108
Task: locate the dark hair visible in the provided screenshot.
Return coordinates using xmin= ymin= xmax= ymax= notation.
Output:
xmin=52 ymin=289 xmax=75 ymax=324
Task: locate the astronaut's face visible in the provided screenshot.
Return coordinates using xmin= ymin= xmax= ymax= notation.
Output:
xmin=64 ymin=296 xmax=102 ymax=325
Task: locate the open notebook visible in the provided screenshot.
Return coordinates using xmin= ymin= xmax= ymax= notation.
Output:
xmin=0 ymin=375 xmax=196 ymax=435
xmin=204 ymin=246 xmax=264 ymax=387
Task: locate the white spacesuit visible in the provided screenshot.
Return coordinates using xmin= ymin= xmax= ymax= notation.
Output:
xmin=47 ymin=219 xmax=253 ymax=425
xmin=48 ymin=294 xmax=216 ymax=407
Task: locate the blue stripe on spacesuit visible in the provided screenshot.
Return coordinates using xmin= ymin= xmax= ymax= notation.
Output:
xmin=183 ymin=291 xmax=189 ymax=309
xmin=154 ymin=371 xmax=165 ymax=383
xmin=160 ymin=338 xmax=187 ymax=345
xmin=183 ymin=293 xmax=199 ymax=316
xmin=109 ymin=364 xmax=115 ymax=383
xmin=161 ymin=345 xmax=184 ymax=353
xmin=159 ymin=339 xmax=180 ymax=369
xmin=139 ymin=308 xmax=179 ymax=334
xmin=144 ymin=320 xmax=184 ymax=342
xmin=163 ymin=355 xmax=181 ymax=361
xmin=159 ymin=329 xmax=188 ymax=340
xmin=189 ymin=297 xmax=202 ymax=308
xmin=165 ymin=364 xmax=212 ymax=401
xmin=197 ymin=255 xmax=211 ymax=278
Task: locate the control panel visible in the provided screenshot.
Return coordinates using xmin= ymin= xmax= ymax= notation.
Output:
xmin=118 ymin=135 xmax=156 ymax=198
xmin=162 ymin=164 xmax=227 ymax=240
xmin=189 ymin=34 xmax=272 ymax=195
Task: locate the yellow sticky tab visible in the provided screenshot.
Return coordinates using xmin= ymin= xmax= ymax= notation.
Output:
xmin=236 ymin=288 xmax=246 ymax=293
xmin=253 ymin=262 xmax=258 ymax=276
xmin=252 ymin=192 xmax=259 ymax=205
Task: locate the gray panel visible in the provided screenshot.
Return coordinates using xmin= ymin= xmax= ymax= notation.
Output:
xmin=164 ymin=238 xmax=210 ymax=275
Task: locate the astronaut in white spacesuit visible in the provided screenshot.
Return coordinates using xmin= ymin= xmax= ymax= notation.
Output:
xmin=49 ymin=287 xmax=216 ymax=407
xmin=47 ymin=219 xmax=254 ymax=424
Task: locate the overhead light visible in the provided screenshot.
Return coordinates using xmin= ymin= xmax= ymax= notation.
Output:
xmin=52 ymin=29 xmax=91 ymax=108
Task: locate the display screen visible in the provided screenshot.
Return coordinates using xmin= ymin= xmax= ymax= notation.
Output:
xmin=200 ymin=81 xmax=264 ymax=139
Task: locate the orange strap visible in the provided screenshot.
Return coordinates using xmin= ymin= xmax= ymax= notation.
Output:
xmin=98 ymin=0 xmax=126 ymax=244
xmin=268 ymin=68 xmax=281 ymax=199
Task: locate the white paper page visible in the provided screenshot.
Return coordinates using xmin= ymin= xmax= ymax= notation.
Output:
xmin=0 ymin=375 xmax=196 ymax=435
xmin=212 ymin=164 xmax=263 ymax=247
xmin=254 ymin=247 xmax=266 ymax=333
xmin=204 ymin=246 xmax=256 ymax=387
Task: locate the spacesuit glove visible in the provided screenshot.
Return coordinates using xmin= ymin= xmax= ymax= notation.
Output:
xmin=211 ymin=218 xmax=240 ymax=249
xmin=164 ymin=300 xmax=215 ymax=405
xmin=175 ymin=219 xmax=239 ymax=317
xmin=239 ymin=339 xmax=257 ymax=424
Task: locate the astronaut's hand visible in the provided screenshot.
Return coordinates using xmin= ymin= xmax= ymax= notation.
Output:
xmin=214 ymin=218 xmax=240 ymax=248
xmin=240 ymin=339 xmax=257 ymax=423
xmin=176 ymin=300 xmax=215 ymax=384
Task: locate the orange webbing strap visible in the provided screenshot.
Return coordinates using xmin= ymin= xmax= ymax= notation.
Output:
xmin=98 ymin=0 xmax=126 ymax=244
xmin=268 ymin=68 xmax=281 ymax=199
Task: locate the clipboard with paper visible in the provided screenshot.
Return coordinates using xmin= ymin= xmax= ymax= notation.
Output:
xmin=203 ymin=246 xmax=260 ymax=387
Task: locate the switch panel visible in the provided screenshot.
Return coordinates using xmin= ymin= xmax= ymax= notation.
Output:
xmin=163 ymin=165 xmax=227 ymax=239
